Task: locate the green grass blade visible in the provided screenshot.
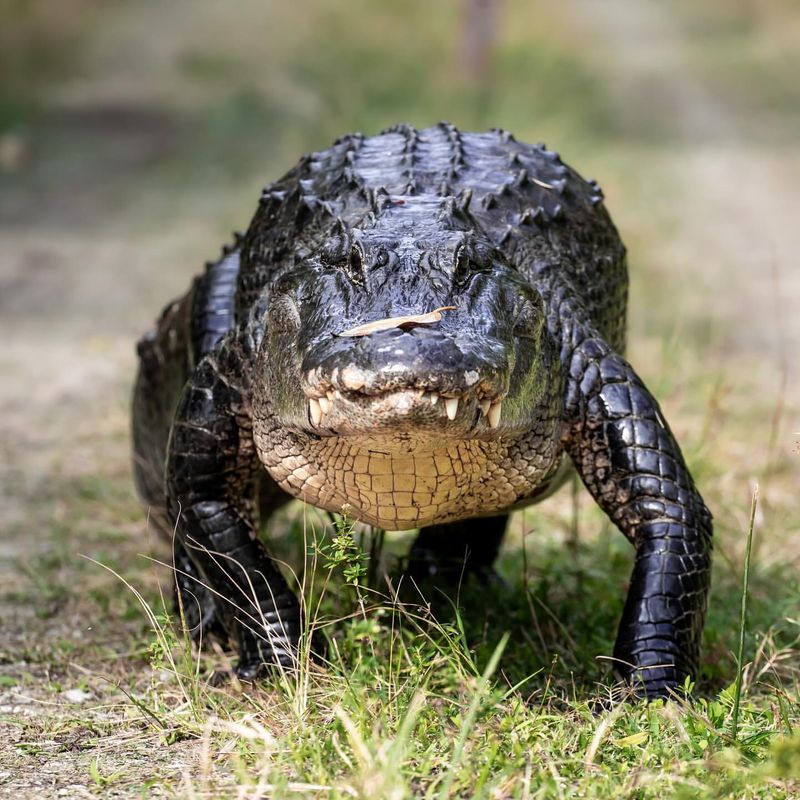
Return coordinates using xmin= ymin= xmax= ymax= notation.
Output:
xmin=731 ymin=483 xmax=759 ymax=742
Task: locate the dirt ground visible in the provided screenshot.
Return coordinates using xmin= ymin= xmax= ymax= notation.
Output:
xmin=1 ymin=0 xmax=798 ymax=796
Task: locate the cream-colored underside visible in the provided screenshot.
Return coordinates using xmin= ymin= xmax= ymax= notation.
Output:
xmin=256 ymin=431 xmax=561 ymax=530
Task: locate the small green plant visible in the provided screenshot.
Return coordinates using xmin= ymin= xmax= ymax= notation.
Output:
xmin=321 ymin=509 xmax=369 ymax=588
xmin=88 ymin=756 xmax=122 ymax=789
xmin=146 ymin=610 xmax=178 ymax=672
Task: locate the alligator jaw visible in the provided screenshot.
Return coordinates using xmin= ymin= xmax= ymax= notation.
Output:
xmin=301 ymin=385 xmax=504 ymax=434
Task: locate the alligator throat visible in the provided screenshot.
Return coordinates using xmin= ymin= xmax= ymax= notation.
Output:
xmin=255 ymin=430 xmax=564 ymax=530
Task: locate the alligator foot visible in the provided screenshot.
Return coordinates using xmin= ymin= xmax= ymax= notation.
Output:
xmin=234 ymin=627 xmax=328 ymax=681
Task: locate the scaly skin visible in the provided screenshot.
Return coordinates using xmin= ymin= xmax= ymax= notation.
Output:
xmin=132 ymin=124 xmax=712 ymax=696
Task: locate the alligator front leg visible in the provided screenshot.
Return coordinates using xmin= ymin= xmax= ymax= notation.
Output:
xmin=172 ymin=540 xmax=230 ymax=643
xmin=566 ymin=336 xmax=712 ymax=698
xmin=166 ymin=342 xmax=303 ymax=678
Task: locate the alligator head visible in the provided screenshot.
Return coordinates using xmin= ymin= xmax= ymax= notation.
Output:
xmin=252 ymin=194 xmax=561 ymax=528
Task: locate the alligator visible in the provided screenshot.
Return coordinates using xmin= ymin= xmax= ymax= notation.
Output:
xmin=132 ymin=123 xmax=712 ymax=698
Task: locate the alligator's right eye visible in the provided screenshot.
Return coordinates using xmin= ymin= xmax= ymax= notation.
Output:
xmin=342 ymin=244 xmax=366 ymax=286
xmin=373 ymin=248 xmax=389 ymax=268
xmin=454 ymin=247 xmax=471 ymax=286
xmin=319 ymin=239 xmax=366 ymax=286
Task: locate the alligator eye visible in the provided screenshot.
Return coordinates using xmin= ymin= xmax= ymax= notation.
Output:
xmin=343 ymin=244 xmax=366 ymax=286
xmin=374 ymin=248 xmax=389 ymax=268
xmin=453 ymin=247 xmax=471 ymax=286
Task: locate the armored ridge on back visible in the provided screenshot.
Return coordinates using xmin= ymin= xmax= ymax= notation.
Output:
xmin=132 ymin=123 xmax=712 ymax=697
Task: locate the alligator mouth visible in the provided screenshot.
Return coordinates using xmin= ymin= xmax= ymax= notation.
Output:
xmin=301 ymin=374 xmax=505 ymax=433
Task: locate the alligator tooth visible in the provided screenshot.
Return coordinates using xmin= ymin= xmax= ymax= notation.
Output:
xmin=340 ymin=366 xmax=366 ymax=391
xmin=309 ymin=398 xmax=323 ymax=425
xmin=487 ymin=400 xmax=502 ymax=429
xmin=319 ymin=396 xmax=332 ymax=414
xmin=430 ymin=393 xmax=439 ymax=405
xmin=479 ymin=399 xmax=491 ymax=416
xmin=444 ymin=397 xmax=459 ymax=420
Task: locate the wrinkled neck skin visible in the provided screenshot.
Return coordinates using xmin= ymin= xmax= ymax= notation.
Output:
xmin=249 ymin=196 xmax=568 ymax=530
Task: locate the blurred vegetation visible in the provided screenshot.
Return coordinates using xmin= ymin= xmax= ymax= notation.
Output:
xmin=1 ymin=0 xmax=796 ymax=223
xmin=1 ymin=0 xmax=796 ymax=226
xmin=0 ymin=0 xmax=102 ymax=113
xmin=673 ymin=0 xmax=800 ymax=134
xmin=0 ymin=0 xmax=648 ymax=191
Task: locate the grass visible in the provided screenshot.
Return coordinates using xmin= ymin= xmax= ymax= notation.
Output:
xmin=6 ymin=457 xmax=795 ymax=798
xmin=85 ymin=507 xmax=800 ymax=798
xmin=731 ymin=485 xmax=759 ymax=743
xmin=2 ymin=358 xmax=797 ymax=796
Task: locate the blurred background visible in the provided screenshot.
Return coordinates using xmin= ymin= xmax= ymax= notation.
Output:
xmin=1 ymin=0 xmax=798 ymax=690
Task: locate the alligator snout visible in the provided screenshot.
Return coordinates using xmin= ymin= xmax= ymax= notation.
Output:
xmin=299 ymin=326 xmax=512 ymax=431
